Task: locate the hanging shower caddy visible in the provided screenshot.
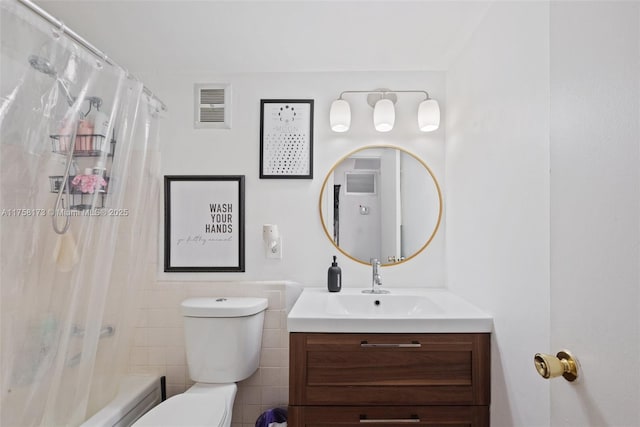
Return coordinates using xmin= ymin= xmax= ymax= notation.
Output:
xmin=50 ymin=133 xmax=115 ymax=157
xmin=48 ymin=129 xmax=116 ymax=211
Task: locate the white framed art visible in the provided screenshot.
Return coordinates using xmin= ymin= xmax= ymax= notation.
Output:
xmin=259 ymin=99 xmax=314 ymax=179
xmin=164 ymin=175 xmax=245 ymax=272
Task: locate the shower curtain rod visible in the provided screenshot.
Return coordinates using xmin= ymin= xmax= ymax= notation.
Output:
xmin=16 ymin=0 xmax=167 ymax=112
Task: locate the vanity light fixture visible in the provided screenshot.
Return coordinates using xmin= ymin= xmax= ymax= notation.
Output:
xmin=329 ymin=89 xmax=440 ymax=133
xmin=329 ymin=99 xmax=351 ymax=132
xmin=418 ymin=98 xmax=440 ymax=132
xmin=373 ymin=98 xmax=395 ymax=132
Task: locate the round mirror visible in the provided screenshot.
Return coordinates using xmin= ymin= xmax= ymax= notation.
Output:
xmin=319 ymin=145 xmax=442 ymax=266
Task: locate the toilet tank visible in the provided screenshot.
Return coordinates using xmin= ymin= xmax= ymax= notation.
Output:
xmin=181 ymin=297 xmax=268 ymax=383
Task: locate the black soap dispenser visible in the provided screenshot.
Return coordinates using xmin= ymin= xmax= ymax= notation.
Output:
xmin=328 ymin=255 xmax=342 ymax=292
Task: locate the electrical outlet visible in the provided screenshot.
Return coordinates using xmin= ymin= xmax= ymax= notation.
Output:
xmin=267 ymin=238 xmax=282 ymax=259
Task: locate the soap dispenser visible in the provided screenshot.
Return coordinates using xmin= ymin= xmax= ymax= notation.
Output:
xmin=327 ymin=255 xmax=342 ymax=292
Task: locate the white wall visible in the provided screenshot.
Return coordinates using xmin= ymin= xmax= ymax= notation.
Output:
xmin=550 ymin=2 xmax=640 ymax=425
xmin=147 ymin=70 xmax=447 ymax=288
xmin=445 ymin=2 xmax=551 ymax=426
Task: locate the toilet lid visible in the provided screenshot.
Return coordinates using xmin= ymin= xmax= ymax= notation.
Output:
xmin=134 ymin=393 xmax=227 ymax=426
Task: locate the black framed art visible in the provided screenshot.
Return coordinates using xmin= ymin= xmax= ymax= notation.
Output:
xmin=260 ymin=99 xmax=314 ymax=179
xmin=164 ymin=175 xmax=245 ymax=272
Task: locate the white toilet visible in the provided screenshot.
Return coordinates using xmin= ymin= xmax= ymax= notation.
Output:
xmin=133 ymin=296 xmax=269 ymax=427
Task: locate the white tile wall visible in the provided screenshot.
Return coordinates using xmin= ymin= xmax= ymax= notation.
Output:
xmin=128 ymin=280 xmax=297 ymax=427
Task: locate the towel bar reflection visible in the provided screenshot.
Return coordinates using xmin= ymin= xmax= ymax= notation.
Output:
xmin=71 ymin=324 xmax=116 ymax=339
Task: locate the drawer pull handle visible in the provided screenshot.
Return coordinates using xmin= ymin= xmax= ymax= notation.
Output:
xmin=360 ymin=415 xmax=421 ymax=423
xmin=360 ymin=340 xmax=421 ymax=348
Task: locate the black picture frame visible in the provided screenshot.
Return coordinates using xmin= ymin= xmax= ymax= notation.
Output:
xmin=164 ymin=175 xmax=245 ymax=272
xmin=260 ymin=99 xmax=314 ymax=179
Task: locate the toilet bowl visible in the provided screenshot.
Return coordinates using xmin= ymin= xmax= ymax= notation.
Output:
xmin=132 ymin=297 xmax=268 ymax=427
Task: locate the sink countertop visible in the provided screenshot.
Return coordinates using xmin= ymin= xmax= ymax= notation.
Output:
xmin=287 ymin=287 xmax=493 ymax=333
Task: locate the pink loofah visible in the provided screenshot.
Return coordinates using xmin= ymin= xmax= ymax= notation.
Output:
xmin=71 ymin=174 xmax=107 ymax=194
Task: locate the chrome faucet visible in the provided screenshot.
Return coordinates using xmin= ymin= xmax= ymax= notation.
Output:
xmin=372 ymin=258 xmax=382 ymax=287
xmin=362 ymin=258 xmax=389 ymax=294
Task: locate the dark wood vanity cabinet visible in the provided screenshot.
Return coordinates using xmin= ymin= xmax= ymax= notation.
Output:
xmin=289 ymin=333 xmax=490 ymax=427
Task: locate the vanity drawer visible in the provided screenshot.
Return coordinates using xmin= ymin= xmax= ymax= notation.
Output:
xmin=288 ymin=405 xmax=489 ymax=426
xmin=289 ymin=333 xmax=490 ymax=406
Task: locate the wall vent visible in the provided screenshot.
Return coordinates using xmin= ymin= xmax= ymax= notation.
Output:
xmin=194 ymin=83 xmax=231 ymax=129
xmin=345 ymin=172 xmax=377 ymax=195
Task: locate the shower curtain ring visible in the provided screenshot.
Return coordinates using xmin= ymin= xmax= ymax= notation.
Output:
xmin=96 ymin=54 xmax=107 ymax=70
xmin=52 ymin=21 xmax=65 ymax=39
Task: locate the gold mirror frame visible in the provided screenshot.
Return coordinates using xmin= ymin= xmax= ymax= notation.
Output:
xmin=318 ymin=145 xmax=443 ymax=266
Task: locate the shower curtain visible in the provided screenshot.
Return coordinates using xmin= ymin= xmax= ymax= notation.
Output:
xmin=0 ymin=2 xmax=162 ymax=426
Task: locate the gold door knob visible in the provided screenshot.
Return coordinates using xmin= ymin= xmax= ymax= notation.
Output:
xmin=534 ymin=350 xmax=579 ymax=382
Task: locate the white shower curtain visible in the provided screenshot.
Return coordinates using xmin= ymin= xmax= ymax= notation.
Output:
xmin=0 ymin=2 xmax=162 ymax=425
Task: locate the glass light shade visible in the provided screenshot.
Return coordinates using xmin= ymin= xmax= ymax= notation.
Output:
xmin=373 ymin=98 xmax=395 ymax=132
xmin=418 ymin=99 xmax=440 ymax=132
xmin=330 ymin=99 xmax=351 ymax=132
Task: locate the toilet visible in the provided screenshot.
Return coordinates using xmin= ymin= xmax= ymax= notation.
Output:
xmin=133 ymin=296 xmax=269 ymax=427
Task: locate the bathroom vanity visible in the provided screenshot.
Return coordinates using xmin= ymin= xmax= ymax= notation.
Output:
xmin=287 ymin=289 xmax=492 ymax=426
xmin=293 ymin=146 xmax=492 ymax=424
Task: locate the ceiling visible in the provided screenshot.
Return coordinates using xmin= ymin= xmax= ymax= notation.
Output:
xmin=34 ymin=1 xmax=492 ymax=74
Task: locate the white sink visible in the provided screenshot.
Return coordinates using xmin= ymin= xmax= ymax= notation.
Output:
xmin=325 ymin=293 xmax=444 ymax=317
xmin=287 ymin=288 xmax=493 ymax=333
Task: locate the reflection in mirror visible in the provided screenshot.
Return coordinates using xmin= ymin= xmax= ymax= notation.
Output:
xmin=319 ymin=146 xmax=442 ymax=266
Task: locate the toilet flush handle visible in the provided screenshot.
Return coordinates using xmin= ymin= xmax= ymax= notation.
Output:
xmin=534 ymin=350 xmax=579 ymax=382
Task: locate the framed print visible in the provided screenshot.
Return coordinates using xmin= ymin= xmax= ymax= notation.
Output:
xmin=164 ymin=175 xmax=245 ymax=272
xmin=260 ymin=99 xmax=314 ymax=179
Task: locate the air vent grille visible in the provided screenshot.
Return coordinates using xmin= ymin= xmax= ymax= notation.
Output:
xmin=200 ymin=107 xmax=224 ymax=123
xmin=194 ymin=84 xmax=231 ymax=129
xmin=200 ymin=88 xmax=225 ymax=105
xmin=345 ymin=172 xmax=377 ymax=195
